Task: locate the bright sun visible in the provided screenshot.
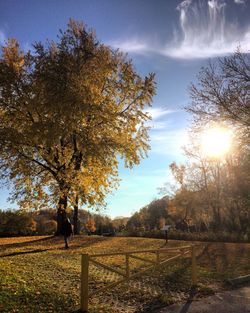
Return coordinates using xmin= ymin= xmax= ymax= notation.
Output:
xmin=201 ymin=127 xmax=232 ymax=158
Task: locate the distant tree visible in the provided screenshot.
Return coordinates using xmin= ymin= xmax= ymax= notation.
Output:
xmin=85 ymin=217 xmax=96 ymax=234
xmin=126 ymin=211 xmax=144 ymax=231
xmin=158 ymin=217 xmax=166 ymax=229
xmin=112 ymin=217 xmax=129 ymax=232
xmin=0 ymin=210 xmax=36 ymax=236
xmin=91 ymin=214 xmax=113 ymax=235
xmin=146 ymin=198 xmax=168 ymax=230
xmin=127 ymin=197 xmax=169 ymax=232
xmin=43 ymin=220 xmax=57 ymax=235
xmin=0 ymin=20 xmax=155 ymax=234
xmin=34 ymin=211 xmax=58 ymax=235
xmin=168 ymin=162 xmax=195 ymax=226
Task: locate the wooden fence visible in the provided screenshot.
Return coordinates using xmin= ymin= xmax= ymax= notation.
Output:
xmin=80 ymin=244 xmax=199 ymax=312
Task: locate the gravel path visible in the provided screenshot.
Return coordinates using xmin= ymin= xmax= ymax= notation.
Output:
xmin=157 ymin=285 xmax=250 ymax=313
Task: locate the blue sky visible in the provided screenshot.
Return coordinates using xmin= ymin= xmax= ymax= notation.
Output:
xmin=0 ymin=0 xmax=250 ymax=217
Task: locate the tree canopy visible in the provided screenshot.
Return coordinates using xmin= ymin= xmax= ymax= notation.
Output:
xmin=188 ymin=50 xmax=250 ymax=143
xmin=0 ymin=20 xmax=156 ymax=232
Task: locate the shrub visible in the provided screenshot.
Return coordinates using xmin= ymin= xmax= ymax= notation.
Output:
xmin=118 ymin=229 xmax=250 ymax=243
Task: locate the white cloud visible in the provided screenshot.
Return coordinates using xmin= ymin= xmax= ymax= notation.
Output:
xmin=164 ymin=0 xmax=250 ymax=59
xmin=110 ymin=38 xmax=156 ymax=55
xmin=110 ymin=0 xmax=250 ymax=59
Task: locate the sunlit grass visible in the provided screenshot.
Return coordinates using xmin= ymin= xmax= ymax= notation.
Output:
xmin=0 ymin=236 xmax=249 ymax=313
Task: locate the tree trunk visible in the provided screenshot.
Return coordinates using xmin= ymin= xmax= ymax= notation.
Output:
xmin=55 ymin=191 xmax=68 ymax=235
xmin=211 ymin=204 xmax=221 ymax=231
xmin=73 ymin=195 xmax=80 ymax=235
xmin=216 ymin=206 xmax=222 ymax=230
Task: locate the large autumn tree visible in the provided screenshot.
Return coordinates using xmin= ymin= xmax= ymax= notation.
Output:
xmin=0 ymin=20 xmax=155 ymax=233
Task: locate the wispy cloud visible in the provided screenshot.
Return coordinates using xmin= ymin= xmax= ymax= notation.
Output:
xmin=164 ymin=0 xmax=250 ymax=59
xmin=111 ymin=38 xmax=155 ymax=55
xmin=110 ymin=0 xmax=250 ymax=59
xmin=234 ymin=0 xmax=245 ymax=4
xmin=0 ymin=30 xmax=6 ymax=45
xmin=145 ymin=107 xmax=178 ymax=130
xmin=150 ymin=121 xmax=169 ymax=130
xmin=145 ymin=107 xmax=177 ymax=120
xmin=150 ymin=128 xmax=188 ymax=157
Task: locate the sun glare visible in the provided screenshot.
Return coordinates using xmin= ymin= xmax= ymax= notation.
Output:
xmin=201 ymin=127 xmax=232 ymax=158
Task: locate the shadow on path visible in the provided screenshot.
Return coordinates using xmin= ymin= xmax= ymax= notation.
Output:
xmin=178 ymin=287 xmax=197 ymax=313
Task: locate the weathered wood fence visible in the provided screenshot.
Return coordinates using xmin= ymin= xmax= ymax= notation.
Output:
xmin=80 ymin=244 xmax=199 ymax=312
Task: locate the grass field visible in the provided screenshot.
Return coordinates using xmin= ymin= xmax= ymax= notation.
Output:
xmin=0 ymin=236 xmax=249 ymax=313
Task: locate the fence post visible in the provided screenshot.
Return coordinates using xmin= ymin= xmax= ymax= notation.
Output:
xmin=125 ymin=253 xmax=130 ymax=282
xmin=81 ymin=254 xmax=89 ymax=313
xmin=191 ymin=245 xmax=197 ymax=285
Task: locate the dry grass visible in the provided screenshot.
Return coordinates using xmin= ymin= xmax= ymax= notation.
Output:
xmin=0 ymin=236 xmax=249 ymax=313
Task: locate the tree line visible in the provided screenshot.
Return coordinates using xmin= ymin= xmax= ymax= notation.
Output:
xmin=0 ymin=208 xmax=128 ymax=237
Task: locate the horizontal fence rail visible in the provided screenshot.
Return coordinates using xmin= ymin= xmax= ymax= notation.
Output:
xmin=80 ymin=244 xmax=200 ymax=312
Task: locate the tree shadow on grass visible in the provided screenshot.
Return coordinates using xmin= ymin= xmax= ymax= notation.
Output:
xmin=0 ymin=248 xmax=50 ymax=258
xmin=0 ymin=235 xmax=54 ymax=249
xmin=0 ymin=235 xmax=114 ymax=257
xmin=1 ymin=235 xmax=110 ymax=248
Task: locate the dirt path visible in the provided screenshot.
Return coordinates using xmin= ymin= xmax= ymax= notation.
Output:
xmin=157 ymin=285 xmax=250 ymax=313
